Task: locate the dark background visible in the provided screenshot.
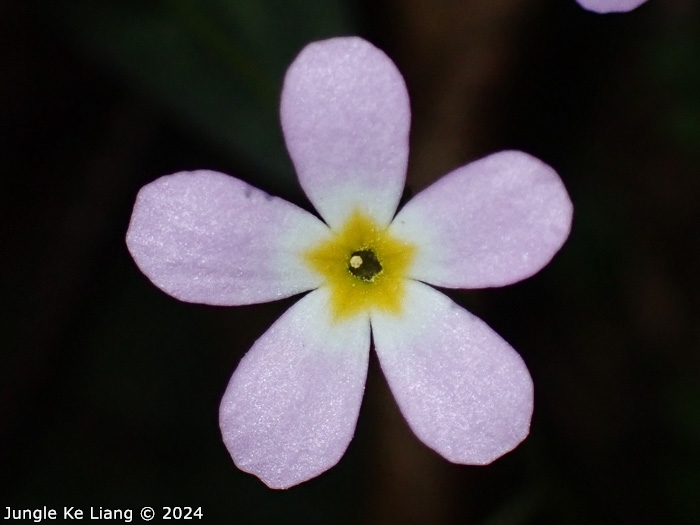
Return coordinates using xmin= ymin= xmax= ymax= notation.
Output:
xmin=2 ymin=1 xmax=699 ymax=523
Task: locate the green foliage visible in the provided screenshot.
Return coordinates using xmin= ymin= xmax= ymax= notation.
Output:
xmin=49 ymin=0 xmax=357 ymax=190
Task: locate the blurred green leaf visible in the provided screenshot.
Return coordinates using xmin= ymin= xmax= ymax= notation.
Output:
xmin=48 ymin=0 xmax=358 ymax=191
xmin=648 ymin=15 xmax=700 ymax=156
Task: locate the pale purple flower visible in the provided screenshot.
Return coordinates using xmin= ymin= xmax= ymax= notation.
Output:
xmin=576 ymin=0 xmax=649 ymax=13
xmin=126 ymin=37 xmax=573 ymax=489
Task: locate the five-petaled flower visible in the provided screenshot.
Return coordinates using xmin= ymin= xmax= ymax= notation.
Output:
xmin=126 ymin=37 xmax=573 ymax=489
xmin=576 ymin=0 xmax=648 ymax=13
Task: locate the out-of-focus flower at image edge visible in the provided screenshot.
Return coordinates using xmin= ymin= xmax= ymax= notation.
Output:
xmin=126 ymin=37 xmax=573 ymax=489
xmin=576 ymin=0 xmax=649 ymax=13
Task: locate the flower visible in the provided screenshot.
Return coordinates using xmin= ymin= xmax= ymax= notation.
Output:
xmin=126 ymin=37 xmax=573 ymax=489
xmin=576 ymin=0 xmax=649 ymax=13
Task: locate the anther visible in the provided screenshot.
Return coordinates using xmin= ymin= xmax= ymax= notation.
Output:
xmin=348 ymin=249 xmax=382 ymax=282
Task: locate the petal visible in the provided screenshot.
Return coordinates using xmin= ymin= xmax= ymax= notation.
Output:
xmin=126 ymin=170 xmax=330 ymax=306
xmin=390 ymin=151 xmax=572 ymax=289
xmin=576 ymin=0 xmax=648 ymax=13
xmin=219 ymin=287 xmax=370 ymax=489
xmin=280 ymin=37 xmax=410 ymax=229
xmin=372 ymin=281 xmax=533 ymax=465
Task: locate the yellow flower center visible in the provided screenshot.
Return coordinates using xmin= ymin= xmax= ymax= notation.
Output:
xmin=303 ymin=210 xmax=416 ymax=321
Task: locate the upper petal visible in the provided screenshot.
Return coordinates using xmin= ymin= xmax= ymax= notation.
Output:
xmin=389 ymin=151 xmax=573 ymax=289
xmin=126 ymin=170 xmax=330 ymax=305
xmin=372 ymin=281 xmax=533 ymax=465
xmin=576 ymin=0 xmax=648 ymax=13
xmin=220 ymin=287 xmax=370 ymax=489
xmin=280 ymin=37 xmax=411 ymax=229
